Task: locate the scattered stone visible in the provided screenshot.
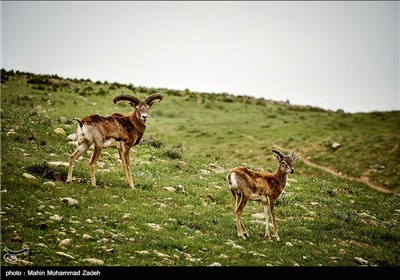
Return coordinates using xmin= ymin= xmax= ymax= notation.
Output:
xmin=122 ymin=213 xmax=130 ymax=220
xmin=50 ymin=214 xmax=63 ymax=221
xmin=209 ymin=262 xmax=222 ymax=266
xmin=354 ymin=257 xmax=369 ymax=266
xmin=85 ymin=219 xmax=94 ymax=224
xmin=163 ymin=187 xmax=176 ymax=192
xmin=285 ymin=242 xmax=293 ymax=247
xmin=339 ymin=249 xmax=347 ymax=255
xmin=56 ymin=251 xmax=75 ymax=259
xmin=225 ymin=240 xmax=244 ymax=249
xmin=176 ymin=185 xmax=187 ymax=194
xmin=331 ymin=142 xmax=341 ymax=149
xmin=60 ymin=197 xmax=79 ymax=207
xmin=95 ymin=229 xmax=105 ymax=234
xmin=251 ymin=213 xmax=265 ymax=220
xmin=81 ymin=258 xmax=104 ymax=266
xmin=134 ymin=250 xmax=150 ymax=255
xmin=54 ymin=128 xmax=66 ymax=135
xmin=82 ymin=234 xmax=94 ymax=240
xmin=23 ymin=173 xmax=36 ymax=180
xmin=146 ymin=223 xmax=162 ymax=231
xmin=218 ymin=254 xmax=228 ymax=259
xmin=100 ymin=246 xmax=114 ymax=253
xmin=47 ymin=161 xmax=69 ymax=167
xmin=153 ymin=250 xmax=171 ymax=259
xmin=59 ymin=238 xmax=72 ymax=248
xmin=43 ymin=181 xmax=56 ymax=186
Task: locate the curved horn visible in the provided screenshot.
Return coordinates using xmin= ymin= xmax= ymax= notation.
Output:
xmin=144 ymin=93 xmax=164 ymax=106
xmin=113 ymin=94 xmax=142 ymax=107
xmin=272 ymin=149 xmax=285 ymax=159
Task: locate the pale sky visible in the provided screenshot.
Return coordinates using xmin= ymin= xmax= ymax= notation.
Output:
xmin=2 ymin=1 xmax=399 ymax=113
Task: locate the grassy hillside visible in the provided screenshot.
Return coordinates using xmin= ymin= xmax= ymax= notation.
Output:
xmin=1 ymin=69 xmax=399 ymax=267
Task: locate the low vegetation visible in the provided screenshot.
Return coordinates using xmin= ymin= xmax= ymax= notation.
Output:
xmin=1 ymin=69 xmax=399 ymax=267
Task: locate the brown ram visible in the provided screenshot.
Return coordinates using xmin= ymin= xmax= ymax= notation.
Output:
xmin=67 ymin=93 xmax=163 ymax=188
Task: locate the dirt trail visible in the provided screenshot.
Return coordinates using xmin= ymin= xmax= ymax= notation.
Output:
xmin=272 ymin=144 xmax=399 ymax=196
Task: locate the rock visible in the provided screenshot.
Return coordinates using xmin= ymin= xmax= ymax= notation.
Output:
xmin=23 ymin=173 xmax=36 ymax=180
xmin=146 ymin=223 xmax=162 ymax=231
xmin=48 ymin=161 xmax=69 ymax=167
xmin=85 ymin=219 xmax=94 ymax=224
xmin=95 ymin=229 xmax=105 ymax=234
xmin=134 ymin=250 xmax=150 ymax=255
xmin=354 ymin=257 xmax=369 ymax=266
xmin=251 ymin=213 xmax=265 ymax=220
xmin=209 ymin=262 xmax=222 ymax=266
xmin=59 ymin=238 xmax=72 ymax=248
xmin=153 ymin=250 xmax=171 ymax=259
xmin=54 ymin=128 xmax=66 ymax=135
xmin=50 ymin=214 xmax=63 ymax=221
xmin=56 ymin=252 xmax=75 ymax=259
xmin=122 ymin=213 xmax=130 ymax=220
xmin=43 ymin=181 xmax=56 ymax=186
xmin=285 ymin=242 xmax=293 ymax=247
xmin=82 ymin=234 xmax=94 ymax=240
xmin=176 ymin=185 xmax=187 ymax=194
xmin=331 ymin=142 xmax=341 ymax=149
xmin=163 ymin=187 xmax=176 ymax=192
xmin=60 ymin=197 xmax=79 ymax=206
xmin=218 ymin=254 xmax=228 ymax=259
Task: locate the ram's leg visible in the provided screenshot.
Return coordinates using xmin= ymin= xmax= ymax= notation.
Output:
xmin=263 ymin=199 xmax=271 ymax=239
xmin=235 ymin=194 xmax=249 ymax=239
xmin=269 ymin=199 xmax=279 ymax=241
xmin=67 ymin=142 xmax=90 ymax=183
xmin=118 ymin=148 xmax=129 ymax=186
xmin=122 ymin=145 xmax=134 ymax=189
xmin=89 ymin=145 xmax=102 ymax=187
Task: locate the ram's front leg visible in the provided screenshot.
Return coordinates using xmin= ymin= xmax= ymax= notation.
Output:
xmin=122 ymin=145 xmax=134 ymax=189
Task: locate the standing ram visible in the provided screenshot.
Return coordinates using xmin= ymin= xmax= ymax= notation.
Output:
xmin=66 ymin=93 xmax=163 ymax=188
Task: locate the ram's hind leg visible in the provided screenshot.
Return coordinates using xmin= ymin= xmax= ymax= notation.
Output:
xmin=89 ymin=145 xmax=102 ymax=187
xmin=67 ymin=142 xmax=90 ymax=183
xmin=235 ymin=192 xmax=249 ymax=239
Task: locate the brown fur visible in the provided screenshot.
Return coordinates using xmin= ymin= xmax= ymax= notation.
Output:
xmin=67 ymin=93 xmax=163 ymax=188
xmin=227 ymin=150 xmax=297 ymax=240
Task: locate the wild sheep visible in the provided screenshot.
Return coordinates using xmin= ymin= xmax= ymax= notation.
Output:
xmin=66 ymin=93 xmax=163 ymax=188
xmin=226 ymin=149 xmax=297 ymax=240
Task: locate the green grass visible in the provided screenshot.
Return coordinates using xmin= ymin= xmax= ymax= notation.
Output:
xmin=1 ymin=69 xmax=399 ymax=267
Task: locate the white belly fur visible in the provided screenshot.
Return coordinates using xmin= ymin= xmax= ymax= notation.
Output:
xmin=103 ymin=138 xmax=121 ymax=148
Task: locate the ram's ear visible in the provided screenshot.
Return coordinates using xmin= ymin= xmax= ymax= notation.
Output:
xmin=289 ymin=151 xmax=297 ymax=162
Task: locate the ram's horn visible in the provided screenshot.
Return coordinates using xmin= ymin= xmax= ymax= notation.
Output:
xmin=113 ymin=94 xmax=142 ymax=106
xmin=144 ymin=93 xmax=164 ymax=106
xmin=272 ymin=149 xmax=285 ymax=159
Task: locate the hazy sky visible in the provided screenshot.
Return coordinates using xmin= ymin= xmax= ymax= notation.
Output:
xmin=2 ymin=1 xmax=399 ymax=113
